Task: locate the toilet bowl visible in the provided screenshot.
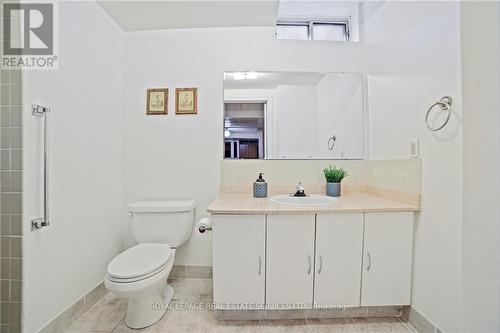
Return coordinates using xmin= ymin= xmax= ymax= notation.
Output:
xmin=105 ymin=244 xmax=175 ymax=329
xmin=104 ymin=200 xmax=196 ymax=329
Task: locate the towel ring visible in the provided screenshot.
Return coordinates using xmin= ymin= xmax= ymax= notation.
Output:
xmin=328 ymin=135 xmax=336 ymax=150
xmin=425 ymin=96 xmax=453 ymax=132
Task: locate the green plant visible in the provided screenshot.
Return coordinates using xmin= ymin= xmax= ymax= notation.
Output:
xmin=323 ymin=165 xmax=348 ymax=183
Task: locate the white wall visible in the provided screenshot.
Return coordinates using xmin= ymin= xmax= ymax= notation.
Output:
xmin=362 ymin=2 xmax=463 ymax=333
xmin=276 ymin=85 xmax=317 ymax=158
xmin=122 ymin=27 xmax=364 ymax=266
xmin=12 ymin=1 xmax=477 ymax=332
xmin=122 ymin=3 xmax=463 ymax=332
xmin=316 ymin=74 xmax=363 ymax=159
xmin=22 ymin=2 xmax=124 ymax=332
xmin=461 ymin=2 xmax=499 ymax=332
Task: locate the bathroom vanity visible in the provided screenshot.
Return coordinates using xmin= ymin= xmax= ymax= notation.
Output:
xmin=207 ymin=193 xmax=419 ymax=319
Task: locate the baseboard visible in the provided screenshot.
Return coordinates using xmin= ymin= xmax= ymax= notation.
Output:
xmin=170 ymin=265 xmax=213 ymax=279
xmin=38 ymin=282 xmax=107 ymax=333
xmin=214 ymin=306 xmax=403 ymax=321
xmin=215 ymin=305 xmax=443 ymax=332
xmin=402 ymin=306 xmax=442 ymax=333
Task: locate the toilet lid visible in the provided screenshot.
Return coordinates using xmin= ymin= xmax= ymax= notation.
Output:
xmin=107 ymin=243 xmax=171 ymax=279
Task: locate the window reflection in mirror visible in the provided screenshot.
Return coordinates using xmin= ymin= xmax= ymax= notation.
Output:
xmin=223 ymin=72 xmax=364 ymax=160
xmin=224 ymin=102 xmax=265 ymax=159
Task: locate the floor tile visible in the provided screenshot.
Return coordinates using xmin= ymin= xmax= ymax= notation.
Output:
xmin=398 ymin=320 xmax=418 ymax=333
xmin=154 ymin=309 xmax=216 ymax=332
xmin=260 ymin=319 xmax=308 ymax=333
xmin=305 ymin=318 xmax=355 ymax=333
xmin=66 ymin=293 xmax=127 ymax=332
xmin=111 ymin=311 xmax=170 ymax=333
xmin=68 ymin=279 xmax=419 ymax=333
xmin=351 ymin=317 xmax=416 ymax=333
xmin=169 ymin=278 xmax=213 ymax=305
xmin=211 ymin=319 xmax=261 ymax=333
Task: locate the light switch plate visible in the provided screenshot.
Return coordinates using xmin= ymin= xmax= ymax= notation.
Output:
xmin=409 ymin=138 xmax=420 ymax=158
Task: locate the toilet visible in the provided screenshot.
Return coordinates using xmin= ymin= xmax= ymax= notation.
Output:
xmin=105 ymin=200 xmax=195 ymax=329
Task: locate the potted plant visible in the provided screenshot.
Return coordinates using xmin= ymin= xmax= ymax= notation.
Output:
xmin=323 ymin=166 xmax=348 ymax=197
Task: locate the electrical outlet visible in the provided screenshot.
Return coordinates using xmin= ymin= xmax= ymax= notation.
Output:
xmin=409 ymin=138 xmax=420 ymax=158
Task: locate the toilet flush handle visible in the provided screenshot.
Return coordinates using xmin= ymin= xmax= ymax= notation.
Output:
xmin=198 ymin=225 xmax=212 ymax=233
xmin=198 ymin=218 xmax=212 ymax=233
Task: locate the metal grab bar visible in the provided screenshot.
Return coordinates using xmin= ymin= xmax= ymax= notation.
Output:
xmin=31 ymin=104 xmax=50 ymax=230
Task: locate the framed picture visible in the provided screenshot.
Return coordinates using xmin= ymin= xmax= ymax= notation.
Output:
xmin=176 ymin=88 xmax=198 ymax=115
xmin=147 ymin=88 xmax=168 ymax=115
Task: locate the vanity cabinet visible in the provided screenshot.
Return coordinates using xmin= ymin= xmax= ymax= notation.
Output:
xmin=266 ymin=214 xmax=315 ymax=308
xmin=212 ymin=211 xmax=414 ymax=313
xmin=212 ymin=215 xmax=266 ymax=309
xmin=361 ymin=212 xmax=413 ymax=306
xmin=314 ymin=213 xmax=364 ymax=308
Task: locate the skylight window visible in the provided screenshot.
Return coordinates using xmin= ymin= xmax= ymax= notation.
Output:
xmin=276 ymin=20 xmax=350 ymax=42
xmin=276 ymin=23 xmax=309 ymax=40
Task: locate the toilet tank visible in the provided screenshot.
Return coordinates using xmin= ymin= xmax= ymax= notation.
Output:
xmin=128 ymin=200 xmax=195 ymax=247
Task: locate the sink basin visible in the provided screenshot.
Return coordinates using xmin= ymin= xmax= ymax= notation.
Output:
xmin=270 ymin=194 xmax=338 ymax=206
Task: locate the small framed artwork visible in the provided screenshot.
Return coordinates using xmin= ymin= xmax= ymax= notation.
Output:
xmin=176 ymin=88 xmax=198 ymax=115
xmin=147 ymin=88 xmax=168 ymax=115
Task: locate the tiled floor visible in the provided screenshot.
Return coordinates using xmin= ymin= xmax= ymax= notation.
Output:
xmin=67 ymin=279 xmax=417 ymax=333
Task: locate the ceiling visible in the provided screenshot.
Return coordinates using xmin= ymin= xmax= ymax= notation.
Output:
xmin=278 ymin=0 xmax=360 ymax=20
xmin=98 ymin=0 xmax=280 ymax=32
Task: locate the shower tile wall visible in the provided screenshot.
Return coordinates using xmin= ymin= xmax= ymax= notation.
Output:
xmin=0 ymin=3 xmax=23 ymax=331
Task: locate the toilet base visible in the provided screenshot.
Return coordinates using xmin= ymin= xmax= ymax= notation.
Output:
xmin=163 ymin=284 xmax=174 ymax=305
xmin=125 ymin=284 xmax=174 ymax=329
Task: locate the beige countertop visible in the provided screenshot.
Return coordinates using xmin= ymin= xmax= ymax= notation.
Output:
xmin=207 ymin=193 xmax=420 ymax=214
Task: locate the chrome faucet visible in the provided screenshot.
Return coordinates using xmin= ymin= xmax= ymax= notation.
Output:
xmin=291 ymin=181 xmax=307 ymax=197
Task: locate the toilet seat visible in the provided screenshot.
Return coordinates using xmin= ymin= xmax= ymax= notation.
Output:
xmin=107 ymin=243 xmax=171 ymax=283
xmin=107 ymin=261 xmax=170 ymax=283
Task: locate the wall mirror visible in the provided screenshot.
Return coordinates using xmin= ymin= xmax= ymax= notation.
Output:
xmin=223 ymin=71 xmax=365 ymax=160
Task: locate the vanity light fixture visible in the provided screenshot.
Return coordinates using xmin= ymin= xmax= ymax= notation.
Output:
xmin=232 ymin=72 xmax=258 ymax=80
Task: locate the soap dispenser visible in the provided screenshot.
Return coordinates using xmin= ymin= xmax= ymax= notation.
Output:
xmin=253 ymin=173 xmax=268 ymax=198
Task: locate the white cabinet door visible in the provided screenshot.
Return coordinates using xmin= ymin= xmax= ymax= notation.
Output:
xmin=266 ymin=214 xmax=315 ymax=309
xmin=314 ymin=213 xmax=364 ymax=308
xmin=212 ymin=214 xmax=266 ymax=309
xmin=361 ymin=212 xmax=414 ymax=306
